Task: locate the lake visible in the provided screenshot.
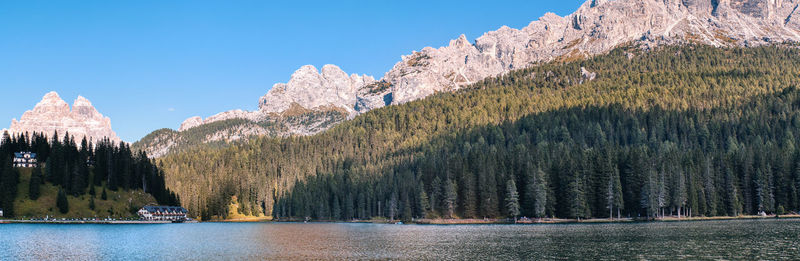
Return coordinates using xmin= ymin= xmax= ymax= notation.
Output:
xmin=1 ymin=219 xmax=798 ymax=260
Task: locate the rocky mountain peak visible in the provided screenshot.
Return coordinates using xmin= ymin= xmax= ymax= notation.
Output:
xmin=449 ymin=34 xmax=472 ymax=48
xmin=258 ymin=64 xmax=375 ymax=115
xmin=33 ymin=91 xmax=70 ymax=114
xmin=73 ymin=95 xmax=92 ymax=107
xmin=8 ymin=91 xmax=121 ymax=144
xmin=147 ymin=0 xmax=800 ymax=158
xmin=179 ymin=116 xmax=204 ymax=132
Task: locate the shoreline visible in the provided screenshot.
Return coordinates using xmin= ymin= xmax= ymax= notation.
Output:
xmin=414 ymin=214 xmax=800 ymax=225
xmin=4 ymin=214 xmax=798 ymax=225
xmin=270 ymin=214 xmax=800 ymax=225
xmin=0 ymin=219 xmax=197 ymax=224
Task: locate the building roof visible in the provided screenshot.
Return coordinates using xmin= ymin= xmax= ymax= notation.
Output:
xmin=14 ymin=152 xmax=36 ymax=158
xmin=141 ymin=206 xmax=187 ymax=214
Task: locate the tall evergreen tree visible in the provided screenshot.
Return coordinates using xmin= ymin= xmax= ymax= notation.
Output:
xmin=29 ymin=167 xmax=42 ymax=200
xmin=505 ymin=179 xmax=520 ymax=221
xmin=56 ymin=188 xmax=69 ymax=214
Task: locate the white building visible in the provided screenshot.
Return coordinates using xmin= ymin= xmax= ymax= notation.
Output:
xmin=13 ymin=152 xmax=38 ymax=168
xmin=137 ymin=206 xmax=188 ymax=222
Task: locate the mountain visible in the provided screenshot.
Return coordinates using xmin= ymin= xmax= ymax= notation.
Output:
xmin=6 ymin=91 xmax=121 ymax=144
xmin=160 ymin=45 xmax=800 ymax=219
xmin=376 ymin=0 xmax=800 ymax=107
xmin=140 ymin=0 xmax=800 ymax=157
xmin=133 ymin=65 xmax=364 ymax=157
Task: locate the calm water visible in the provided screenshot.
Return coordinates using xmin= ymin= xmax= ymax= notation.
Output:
xmin=1 ymin=219 xmax=799 ymax=260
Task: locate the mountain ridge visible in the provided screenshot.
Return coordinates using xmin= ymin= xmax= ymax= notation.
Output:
xmin=141 ymin=0 xmax=800 ymax=157
xmin=6 ymin=91 xmax=121 ymax=144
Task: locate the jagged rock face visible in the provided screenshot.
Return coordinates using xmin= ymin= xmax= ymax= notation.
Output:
xmin=258 ymin=65 xmax=375 ymax=115
xmin=148 ymin=0 xmax=800 ymax=157
xmin=178 ymin=116 xmax=203 ymax=132
xmin=8 ymin=91 xmax=121 ymax=144
xmin=206 ymin=0 xmax=800 ymax=117
xmin=380 ymin=0 xmax=800 ymax=105
xmin=179 ymin=109 xmax=265 ymax=132
xmin=175 ymin=64 xmax=374 ymax=136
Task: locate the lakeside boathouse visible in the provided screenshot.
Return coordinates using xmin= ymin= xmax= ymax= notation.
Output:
xmin=137 ymin=206 xmax=188 ymax=222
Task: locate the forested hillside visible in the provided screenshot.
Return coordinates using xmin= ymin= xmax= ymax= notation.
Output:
xmin=160 ymin=45 xmax=800 ymax=220
xmin=132 ymin=107 xmax=348 ymax=158
xmin=0 ymin=132 xmax=179 ymax=218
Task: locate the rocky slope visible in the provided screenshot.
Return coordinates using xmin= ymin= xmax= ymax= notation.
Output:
xmin=141 ymin=0 xmax=800 ymax=157
xmin=377 ymin=0 xmax=800 ymax=105
xmin=133 ymin=106 xmax=347 ymax=158
xmin=6 ymin=91 xmax=121 ymax=144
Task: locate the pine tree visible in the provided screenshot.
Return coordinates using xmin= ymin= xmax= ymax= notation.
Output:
xmin=505 ymin=179 xmax=520 ymax=222
xmin=388 ymin=192 xmax=398 ymax=220
xmin=444 ymin=178 xmax=458 ymax=218
xmin=641 ymin=170 xmax=659 ymax=219
xmin=724 ymin=166 xmax=741 ymax=216
xmin=29 ymin=167 xmax=42 ymax=200
xmin=612 ymin=169 xmax=624 ymax=219
xmin=533 ymin=168 xmax=548 ymax=219
xmin=101 ymin=188 xmax=108 ymax=200
xmin=430 ymin=177 xmax=442 ymax=216
xmin=0 ymin=162 xmax=19 ymax=218
xmin=417 ymin=181 xmax=430 ymax=218
xmin=460 ymin=170 xmax=477 ymax=218
xmin=704 ymin=160 xmax=718 ymax=216
xmin=89 ymin=196 xmax=96 ymax=210
xmin=56 ymin=188 xmax=69 ymax=214
xmin=332 ymin=196 xmax=341 ymax=220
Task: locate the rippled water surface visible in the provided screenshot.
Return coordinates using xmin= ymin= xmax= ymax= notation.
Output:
xmin=1 ymin=219 xmax=799 ymax=260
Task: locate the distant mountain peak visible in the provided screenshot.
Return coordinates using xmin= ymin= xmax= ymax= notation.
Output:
xmin=8 ymin=91 xmax=121 ymax=144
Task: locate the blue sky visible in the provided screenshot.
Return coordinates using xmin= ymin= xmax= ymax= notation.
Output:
xmin=0 ymin=0 xmax=584 ymax=142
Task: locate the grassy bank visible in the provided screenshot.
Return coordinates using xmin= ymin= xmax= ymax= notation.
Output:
xmin=11 ymin=168 xmax=159 ymax=220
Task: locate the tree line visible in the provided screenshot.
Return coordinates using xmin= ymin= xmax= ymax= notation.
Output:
xmin=0 ymin=131 xmax=179 ymax=217
xmin=277 ymin=89 xmax=800 ymax=220
xmin=159 ymin=45 xmax=800 ymax=220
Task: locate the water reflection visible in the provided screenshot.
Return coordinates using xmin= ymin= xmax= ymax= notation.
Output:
xmin=1 ymin=219 xmax=799 ymax=260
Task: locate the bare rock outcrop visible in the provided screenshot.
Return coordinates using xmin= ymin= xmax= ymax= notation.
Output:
xmin=379 ymin=0 xmax=800 ymax=105
xmin=7 ymin=91 xmax=121 ymax=144
xmin=146 ymin=0 xmax=800 ymax=157
xmin=258 ymin=65 xmax=375 ymax=116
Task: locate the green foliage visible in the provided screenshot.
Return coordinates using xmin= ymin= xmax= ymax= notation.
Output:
xmin=162 ymin=45 xmax=800 ymax=220
xmin=505 ymin=180 xmax=520 ymax=219
xmin=3 ymin=129 xmax=182 ymax=219
xmin=28 ymin=167 xmax=42 ymax=200
xmin=132 ymin=111 xmax=348 ymax=157
xmin=56 ymin=188 xmax=69 ymax=214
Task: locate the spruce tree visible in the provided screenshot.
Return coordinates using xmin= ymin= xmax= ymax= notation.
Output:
xmin=444 ymin=179 xmax=458 ymax=218
xmin=56 ymin=188 xmax=69 ymax=214
xmin=532 ymin=168 xmax=548 ymax=219
xmin=29 ymin=167 xmax=42 ymax=200
xmin=505 ymin=179 xmax=520 ymax=222
xmin=417 ymin=181 xmax=430 ymax=218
